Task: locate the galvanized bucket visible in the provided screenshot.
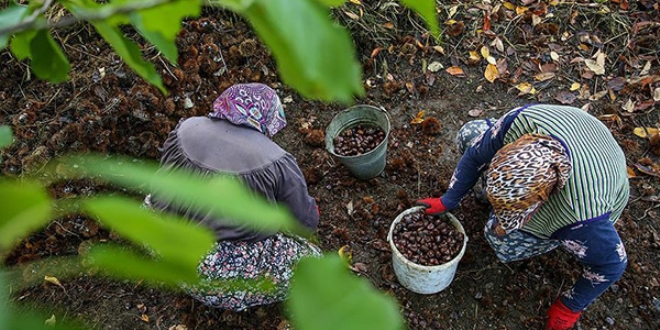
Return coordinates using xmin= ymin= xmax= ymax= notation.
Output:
xmin=325 ymin=105 xmax=390 ymax=180
xmin=387 ymin=207 xmax=468 ymax=294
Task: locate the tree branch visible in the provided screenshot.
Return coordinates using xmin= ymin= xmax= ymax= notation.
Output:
xmin=0 ymin=0 xmax=178 ymax=37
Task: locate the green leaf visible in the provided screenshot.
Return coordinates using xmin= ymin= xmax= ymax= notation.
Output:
xmin=86 ymin=244 xmax=200 ymax=285
xmin=55 ymin=155 xmax=302 ymax=235
xmin=0 ymin=126 xmax=13 ymax=148
xmin=0 ymin=180 xmax=52 ymax=251
xmin=83 ymin=196 xmax=214 ymax=269
xmin=91 ymin=21 xmax=166 ymax=94
xmin=209 ymin=0 xmax=258 ymax=11
xmin=9 ymin=30 xmax=37 ymax=60
xmin=400 ymin=0 xmax=439 ymax=36
xmin=243 ymin=0 xmax=363 ymax=103
xmin=29 ymin=30 xmax=71 ymax=83
xmin=287 ymin=255 xmax=404 ymax=330
xmin=0 ymin=4 xmax=29 ymax=49
xmin=314 ymin=0 xmax=347 ymax=7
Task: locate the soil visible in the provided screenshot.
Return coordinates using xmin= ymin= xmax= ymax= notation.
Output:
xmin=2 ymin=2 xmax=660 ymax=330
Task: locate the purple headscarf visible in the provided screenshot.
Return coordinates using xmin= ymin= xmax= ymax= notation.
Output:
xmin=209 ymin=83 xmax=287 ymax=137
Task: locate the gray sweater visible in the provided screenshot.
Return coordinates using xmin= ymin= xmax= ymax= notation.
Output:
xmin=151 ymin=116 xmax=319 ymax=242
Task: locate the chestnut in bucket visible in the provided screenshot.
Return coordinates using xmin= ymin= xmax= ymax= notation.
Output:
xmin=332 ymin=124 xmax=385 ymax=157
xmin=391 ymin=212 xmax=465 ymax=266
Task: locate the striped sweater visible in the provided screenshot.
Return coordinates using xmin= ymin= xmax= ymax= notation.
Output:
xmin=442 ymin=104 xmax=630 ymax=239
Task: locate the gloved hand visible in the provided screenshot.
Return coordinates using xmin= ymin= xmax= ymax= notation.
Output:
xmin=546 ymin=298 xmax=581 ymax=330
xmin=416 ymin=197 xmax=447 ymax=215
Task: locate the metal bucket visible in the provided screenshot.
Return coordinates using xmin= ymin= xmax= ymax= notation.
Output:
xmin=387 ymin=207 xmax=468 ymax=294
xmin=325 ymin=105 xmax=390 ymax=180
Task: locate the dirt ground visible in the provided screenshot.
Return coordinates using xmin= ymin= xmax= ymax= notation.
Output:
xmin=2 ymin=1 xmax=660 ymax=330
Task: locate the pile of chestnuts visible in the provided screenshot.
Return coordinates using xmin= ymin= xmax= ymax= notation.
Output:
xmin=392 ymin=212 xmax=465 ymax=266
xmin=333 ymin=124 xmax=385 ymax=156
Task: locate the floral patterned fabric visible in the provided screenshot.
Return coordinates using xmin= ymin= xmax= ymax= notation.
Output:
xmin=185 ymin=233 xmax=321 ymax=311
xmin=209 ymin=83 xmax=286 ymax=137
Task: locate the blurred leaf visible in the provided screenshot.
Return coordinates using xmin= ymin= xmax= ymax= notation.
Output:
xmin=0 ymin=126 xmax=13 ymax=148
xmin=288 ymin=255 xmax=403 ymax=330
xmin=86 ymin=244 xmax=199 ymax=285
xmin=0 ymin=272 xmax=6 ymax=329
xmin=44 ymin=275 xmax=63 ymax=288
xmin=28 ymin=30 xmax=71 ymax=83
xmin=315 ymin=0 xmax=347 ymax=6
xmin=9 ymin=30 xmax=36 ymax=60
xmin=84 ymin=196 xmax=214 ymax=269
xmin=242 ymin=0 xmax=363 ymax=103
xmin=484 ymin=64 xmax=498 ymax=83
xmin=410 ymin=110 xmax=426 ymax=124
xmin=400 ymin=0 xmax=438 ymax=36
xmin=92 ymin=22 xmax=166 ymax=94
xmin=0 ymin=4 xmax=29 ymax=49
xmin=56 ymin=155 xmax=302 ymax=236
xmin=44 ymin=315 xmax=56 ymax=326
xmin=0 ymin=180 xmax=52 ymax=250
xmin=338 ymin=245 xmax=352 ymax=265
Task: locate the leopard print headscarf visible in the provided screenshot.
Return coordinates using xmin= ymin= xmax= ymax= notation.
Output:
xmin=486 ymin=134 xmax=572 ymax=236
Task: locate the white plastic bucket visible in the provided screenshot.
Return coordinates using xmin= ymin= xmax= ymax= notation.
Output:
xmin=387 ymin=206 xmax=468 ymax=294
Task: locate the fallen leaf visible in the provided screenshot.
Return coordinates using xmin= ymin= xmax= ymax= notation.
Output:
xmin=484 ymin=64 xmax=498 ymax=83
xmin=343 ymin=10 xmax=360 ymax=20
xmin=627 ymin=166 xmax=636 ymax=178
xmin=427 ymin=61 xmax=443 ymax=72
xmin=45 ymin=314 xmax=56 ymax=326
xmin=410 ymin=110 xmax=426 ymax=124
xmin=503 ymin=2 xmax=516 ymax=10
xmin=480 ymin=46 xmax=490 ymax=59
xmin=554 ymin=91 xmax=577 ymax=104
xmin=432 ymin=45 xmax=445 ymax=54
xmin=633 ymin=127 xmax=660 ymax=139
xmin=534 ymin=72 xmax=555 ymax=81
xmin=634 ymin=163 xmax=660 ymax=177
xmin=346 ymin=200 xmax=354 ymax=215
xmin=532 ymin=14 xmax=542 ymax=26
xmin=446 ymin=66 xmax=465 ymax=76
xmin=486 ymin=56 xmax=497 ymax=65
xmin=350 ymin=262 xmax=368 ymax=274
xmin=654 ymin=88 xmax=660 ymax=101
xmin=589 ymin=90 xmax=607 ymax=101
xmin=140 ymin=314 xmax=150 ymax=323
xmin=598 ymin=114 xmax=622 ymax=127
xmin=382 ymin=22 xmax=394 ymax=29
xmin=338 ymin=245 xmax=353 ymax=265
xmin=640 ymin=61 xmax=651 ymax=76
xmin=448 ymin=5 xmax=459 ymax=18
xmin=584 ymin=59 xmax=605 ymax=75
xmin=468 ymin=109 xmax=484 ymax=117
xmin=515 ymin=82 xmax=537 ymax=95
xmin=607 ymin=77 xmax=626 ymax=91
xmin=516 ymin=6 xmax=528 ymax=15
xmin=483 ymin=12 xmax=491 ymax=31
xmin=349 ymin=0 xmax=361 ymax=4
xmin=370 ymin=47 xmax=382 ymax=58
xmin=445 ymin=20 xmax=465 ymax=36
xmin=169 ymin=325 xmax=188 ymax=330
xmin=363 ymin=196 xmax=374 ymax=204
xmin=570 ymin=82 xmax=581 ymax=91
xmin=468 ymin=51 xmax=481 ymax=65
xmin=622 ymin=99 xmax=635 ymax=112
xmin=550 ymin=51 xmax=560 ymax=62
xmin=44 ymin=275 xmax=63 ymax=288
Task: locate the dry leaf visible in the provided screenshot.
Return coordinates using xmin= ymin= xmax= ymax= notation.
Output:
xmin=468 ymin=109 xmax=484 ymax=117
xmin=532 ymin=14 xmax=542 ymax=26
xmin=516 ymin=6 xmax=528 ymax=15
xmin=486 ymin=56 xmax=497 ymax=65
xmin=634 ymin=163 xmax=660 ymax=177
xmin=349 ymin=0 xmax=362 ymax=4
xmin=338 ymin=245 xmax=353 ymax=264
xmin=427 ymin=61 xmax=443 ymax=72
xmin=468 ymin=51 xmax=481 ymax=65
xmin=640 ymin=61 xmax=651 ymax=76
xmin=432 ymin=45 xmax=445 ymax=54
xmin=599 ymin=114 xmax=622 ymax=127
xmin=445 ymin=20 xmax=465 ymax=36
xmin=169 ymin=325 xmax=188 ymax=330
xmin=484 ymin=64 xmax=498 ymax=83
xmin=346 ymin=200 xmax=354 ymax=215
xmin=140 ymin=314 xmax=150 ymax=323
xmin=534 ymin=72 xmax=555 ymax=81
xmin=627 ymin=166 xmax=636 ymax=178
xmin=584 ymin=59 xmax=605 ymax=75
xmin=633 ymin=127 xmax=660 ymax=139
xmin=350 ymin=262 xmax=368 ymax=274
xmin=44 ymin=275 xmax=63 ymax=287
xmin=589 ymin=90 xmax=607 ymax=101
xmin=343 ymin=10 xmax=360 ymax=20
xmin=570 ymin=82 xmax=581 ymax=91
xmin=654 ymin=87 xmax=660 ymax=101
xmin=410 ymin=110 xmax=426 ymax=124
xmin=550 ymin=51 xmax=559 ymax=62
xmin=516 ymin=82 xmax=537 ymax=95
xmin=446 ymin=66 xmax=465 ymax=76
xmin=448 ymin=5 xmax=459 ymax=18
xmin=480 ymin=46 xmax=490 ymax=59
xmin=554 ymin=91 xmax=577 ymax=104
xmin=622 ymin=99 xmax=635 ymax=112
xmin=382 ymin=22 xmax=394 ymax=29
xmin=492 ymin=37 xmax=504 ymax=53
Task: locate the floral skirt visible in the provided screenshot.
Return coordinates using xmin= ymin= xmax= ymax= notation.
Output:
xmin=185 ymin=233 xmax=321 ymax=311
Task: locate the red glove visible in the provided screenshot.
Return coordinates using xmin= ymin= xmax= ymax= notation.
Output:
xmin=546 ymin=299 xmax=581 ymax=330
xmin=315 ymin=205 xmax=321 ymax=217
xmin=416 ymin=197 xmax=447 ymax=215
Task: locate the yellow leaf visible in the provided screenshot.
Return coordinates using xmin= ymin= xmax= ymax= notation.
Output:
xmin=633 ymin=127 xmax=660 ymax=139
xmin=516 ymin=6 xmax=529 ymax=15
xmin=411 ymin=110 xmax=426 ymax=124
xmin=44 ymin=275 xmax=63 ymax=287
xmin=627 ymin=166 xmax=636 ymax=178
xmin=338 ymin=245 xmax=352 ymax=265
xmin=503 ymin=2 xmax=516 ymax=10
xmin=469 ymin=50 xmax=480 ymax=60
xmin=516 ymin=82 xmax=537 ymax=95
xmin=484 ymin=64 xmax=499 ymax=83
xmin=570 ymin=82 xmax=581 ymax=91
xmin=141 ymin=314 xmax=150 ymax=323
xmin=349 ymin=0 xmax=361 ymax=4
xmin=448 ymin=5 xmax=459 ymax=18
xmin=480 ymin=46 xmax=490 ymax=59
xmin=432 ymin=45 xmax=445 ymax=54
xmin=534 ymin=72 xmax=555 ymax=81
xmin=486 ymin=56 xmax=497 ymax=65
xmin=445 ymin=19 xmax=457 ymax=25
